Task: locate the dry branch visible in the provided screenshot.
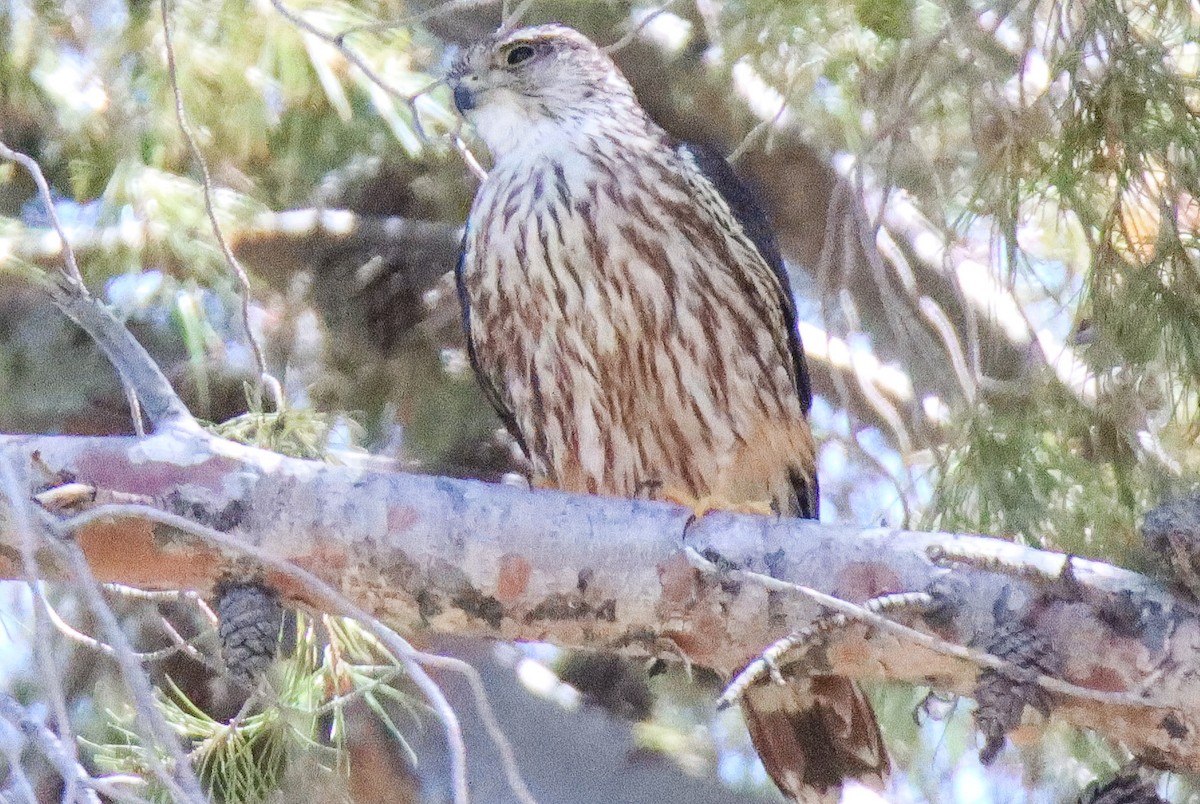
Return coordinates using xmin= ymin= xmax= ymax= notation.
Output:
xmin=1 ymin=430 xmax=1198 ymax=774
xmin=44 ymin=279 xmax=201 ymax=434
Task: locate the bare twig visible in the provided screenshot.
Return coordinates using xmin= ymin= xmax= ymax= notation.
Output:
xmin=815 ymin=181 xmax=862 ymax=423
xmin=0 ymin=458 xmax=207 ymax=803
xmin=0 ymin=693 xmax=103 ymax=804
xmin=727 ymin=65 xmax=804 ymax=166
xmin=78 ymin=578 xmax=207 ymax=796
xmin=918 ymin=295 xmax=977 ymax=403
xmin=270 ymin=0 xmax=469 ymax=175
xmin=47 ymin=280 xmax=201 ymax=432
xmin=103 ymin=585 xmax=203 ymax=604
xmin=718 ymin=591 xmax=935 ymax=705
xmin=414 ymin=652 xmax=539 ymax=804
xmin=158 ymin=614 xmax=223 ymax=672
xmin=37 ymin=584 xmax=212 ymax=668
xmin=51 ymin=536 xmax=209 ymax=802
xmin=0 ymin=141 xmax=86 ymax=288
xmin=603 ymin=1 xmax=680 ymax=54
xmin=0 ymin=454 xmax=82 ymax=803
xmin=333 ymin=0 xmax=497 ymax=41
xmin=453 ymin=132 xmax=489 ymax=181
xmin=125 ymin=384 xmax=147 ymax=438
xmin=159 ymin=0 xmax=275 ymax=409
xmin=103 ymin=584 xmax=221 ymax=631
xmin=0 ymin=721 xmax=39 ymax=803
xmin=0 ymin=140 xmax=196 ymax=433
xmin=686 ymin=547 xmax=1167 ymax=711
xmin=269 ymin=0 xmax=492 ymax=187
xmin=312 ymin=666 xmax=406 ymax=717
xmin=269 ymin=0 xmax=431 ymax=131
xmin=500 ymin=0 xmax=538 ymax=31
xmin=53 ymin=502 xmax=540 ymax=804
xmin=848 ymin=345 xmax=915 ymax=454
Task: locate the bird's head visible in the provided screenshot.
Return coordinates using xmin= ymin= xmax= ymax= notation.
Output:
xmin=447 ymin=24 xmax=642 ymax=160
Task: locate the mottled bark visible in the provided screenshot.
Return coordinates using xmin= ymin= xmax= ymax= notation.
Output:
xmin=1 ymin=430 xmax=1197 ymax=774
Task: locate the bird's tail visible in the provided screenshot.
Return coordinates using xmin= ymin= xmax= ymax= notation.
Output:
xmin=741 ymin=674 xmax=889 ymax=803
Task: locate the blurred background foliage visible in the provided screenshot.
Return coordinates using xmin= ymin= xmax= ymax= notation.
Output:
xmin=2 ymin=0 xmax=1199 ymax=801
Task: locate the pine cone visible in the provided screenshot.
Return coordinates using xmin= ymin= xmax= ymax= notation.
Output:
xmin=215 ymin=581 xmax=283 ymax=690
xmin=1077 ymin=769 xmax=1165 ymax=804
xmin=973 ymin=618 xmax=1059 ymax=764
xmin=1141 ymin=494 xmax=1200 ymax=599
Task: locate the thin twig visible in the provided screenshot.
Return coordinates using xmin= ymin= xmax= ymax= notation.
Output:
xmin=500 ymin=0 xmax=538 ymax=31
xmin=918 ymin=296 xmax=977 ymax=403
xmin=104 ymin=585 xmax=200 ymax=603
xmin=849 ymin=346 xmax=914 ymax=454
xmin=36 ymin=585 xmax=198 ymax=663
xmin=85 ymin=775 xmax=159 ymax=804
xmin=415 ymin=652 xmax=539 ymax=804
xmin=845 ymin=171 xmax=932 ymax=416
xmin=47 ymin=281 xmax=201 ymax=432
xmin=0 ymin=722 xmax=39 ymax=803
xmin=0 ymin=140 xmax=196 ymax=434
xmin=270 ymin=0 xmax=489 ymax=184
xmin=157 ymin=614 xmax=223 ymax=672
xmin=54 ymin=502 xmax=541 ymax=804
xmin=0 ymin=140 xmax=86 ymax=288
xmin=270 ymin=0 xmax=421 ymax=120
xmin=103 ymin=583 xmax=223 ymax=633
xmin=603 ymin=1 xmax=680 ymax=54
xmin=311 ymin=667 xmax=406 ymax=717
xmin=812 ymin=179 xmax=912 ymax=484
xmin=50 ymin=535 xmax=210 ymax=802
xmin=271 ymin=0 xmax=464 ymax=170
xmin=685 ymin=547 xmax=1171 ymax=712
xmin=718 ymin=591 xmax=935 ymax=707
xmin=159 ymin=0 xmax=275 ymax=409
xmin=727 ymin=65 xmax=804 ymax=166
xmin=333 ymin=0 xmax=497 ymax=41
xmin=454 ymin=133 xmax=489 ymax=181
xmin=125 ymin=384 xmax=147 ymax=438
xmin=102 ymin=585 xmax=221 ymax=631
xmin=0 ymin=458 xmax=207 ymax=802
xmin=0 ymin=455 xmax=82 ymax=803
xmin=0 ymin=693 xmax=103 ymax=804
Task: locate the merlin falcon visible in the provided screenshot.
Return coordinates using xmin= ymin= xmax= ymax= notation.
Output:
xmin=449 ymin=23 xmax=888 ymax=802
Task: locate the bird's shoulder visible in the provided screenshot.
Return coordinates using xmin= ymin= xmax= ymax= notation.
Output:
xmin=673 ymin=141 xmax=813 ymax=415
xmin=673 ymin=142 xmax=785 ymax=275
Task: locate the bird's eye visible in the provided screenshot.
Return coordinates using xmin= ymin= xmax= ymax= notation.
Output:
xmin=505 ymin=45 xmax=535 ymax=66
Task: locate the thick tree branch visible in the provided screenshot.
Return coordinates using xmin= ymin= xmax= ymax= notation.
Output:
xmin=1 ymin=431 xmax=1197 ymax=774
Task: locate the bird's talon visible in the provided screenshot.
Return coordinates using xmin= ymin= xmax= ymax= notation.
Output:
xmin=663 ymin=489 xmax=774 ymax=519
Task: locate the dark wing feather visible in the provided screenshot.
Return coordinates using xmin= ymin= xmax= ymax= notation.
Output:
xmin=681 ymin=143 xmax=818 ymax=519
xmin=679 ymin=143 xmax=813 ymax=415
xmin=456 ymin=230 xmax=531 ymax=458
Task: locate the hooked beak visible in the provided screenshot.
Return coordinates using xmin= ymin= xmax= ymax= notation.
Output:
xmin=453 ymin=83 xmax=477 ymax=113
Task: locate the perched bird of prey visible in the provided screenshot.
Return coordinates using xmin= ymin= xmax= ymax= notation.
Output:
xmin=449 ymin=23 xmax=888 ymax=801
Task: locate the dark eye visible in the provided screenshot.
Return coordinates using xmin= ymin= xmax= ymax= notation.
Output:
xmin=506 ymin=45 xmax=535 ymax=66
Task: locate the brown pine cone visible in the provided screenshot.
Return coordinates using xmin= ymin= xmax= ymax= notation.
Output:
xmin=1141 ymin=494 xmax=1200 ymax=600
xmin=1077 ymin=768 xmax=1165 ymax=804
xmin=974 ymin=617 xmax=1059 ymax=764
xmin=215 ymin=581 xmax=283 ymax=691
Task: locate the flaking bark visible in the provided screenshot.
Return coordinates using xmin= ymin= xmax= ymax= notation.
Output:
xmin=2 ymin=430 xmax=1199 ymax=773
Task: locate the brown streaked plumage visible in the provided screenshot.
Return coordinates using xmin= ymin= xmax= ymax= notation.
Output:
xmin=449 ymin=23 xmax=887 ymax=802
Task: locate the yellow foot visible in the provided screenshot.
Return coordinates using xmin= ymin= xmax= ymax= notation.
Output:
xmin=663 ymin=489 xmax=775 ymax=518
